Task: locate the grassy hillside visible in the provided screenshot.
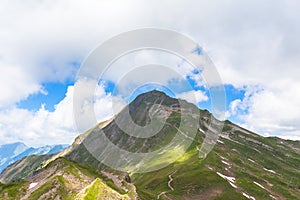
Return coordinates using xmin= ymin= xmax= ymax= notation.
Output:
xmin=0 ymin=90 xmax=299 ymax=199
xmin=0 ymin=157 xmax=136 ymax=200
xmin=131 ymin=125 xmax=300 ymax=199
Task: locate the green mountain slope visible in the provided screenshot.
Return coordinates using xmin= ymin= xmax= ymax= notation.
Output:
xmin=0 ymin=154 xmax=52 ymax=183
xmin=131 ymin=120 xmax=300 ymax=199
xmin=0 ymin=142 xmax=68 ymax=173
xmin=0 ymin=157 xmax=136 ymax=200
xmin=0 ymin=90 xmax=299 ymax=199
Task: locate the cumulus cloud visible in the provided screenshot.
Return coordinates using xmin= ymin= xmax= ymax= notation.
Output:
xmin=0 ymin=82 xmax=126 ymax=147
xmin=72 ymin=78 xmax=126 ymax=133
xmin=0 ymin=0 xmax=300 ymax=144
xmin=227 ymin=84 xmax=300 ymax=140
xmin=0 ymin=63 xmax=42 ymax=107
xmin=177 ymin=90 xmax=208 ymax=105
xmin=0 ymin=0 xmax=144 ymax=108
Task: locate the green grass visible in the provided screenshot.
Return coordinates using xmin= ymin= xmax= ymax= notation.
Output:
xmin=0 ymin=181 xmax=27 ymax=199
xmin=132 ymin=146 xmax=244 ymax=199
xmin=26 ymin=157 xmax=129 ymax=200
xmin=81 ymin=178 xmax=129 ymax=200
xmin=2 ymin=91 xmax=300 ymax=200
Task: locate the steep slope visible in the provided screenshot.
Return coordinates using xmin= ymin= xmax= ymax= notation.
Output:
xmin=0 ymin=90 xmax=299 ymax=199
xmin=0 ymin=142 xmax=28 ymax=172
xmin=75 ymin=178 xmax=134 ymax=200
xmin=0 ymin=120 xmax=112 ymax=184
xmin=0 ymin=154 xmax=52 ymax=183
xmin=63 ymin=90 xmax=300 ymax=199
xmin=131 ymin=120 xmax=300 ymax=199
xmin=0 ymin=143 xmax=68 ymax=173
xmin=66 ymin=90 xmax=203 ymax=172
xmin=0 ymin=157 xmax=136 ymax=200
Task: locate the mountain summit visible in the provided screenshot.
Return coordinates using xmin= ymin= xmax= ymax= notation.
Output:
xmin=1 ymin=90 xmax=300 ymax=199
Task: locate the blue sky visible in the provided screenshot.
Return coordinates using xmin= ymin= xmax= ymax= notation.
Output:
xmin=15 ymin=71 xmax=249 ymax=130
xmin=0 ymin=0 xmax=300 ymax=147
xmin=17 ymin=78 xmax=244 ymax=115
xmin=17 ymin=81 xmax=74 ymax=112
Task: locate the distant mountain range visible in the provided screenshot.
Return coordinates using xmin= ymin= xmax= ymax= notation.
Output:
xmin=0 ymin=90 xmax=299 ymax=199
xmin=0 ymin=142 xmax=68 ymax=172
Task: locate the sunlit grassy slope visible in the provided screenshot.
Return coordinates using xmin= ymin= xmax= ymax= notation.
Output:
xmin=1 ymin=90 xmax=300 ymax=199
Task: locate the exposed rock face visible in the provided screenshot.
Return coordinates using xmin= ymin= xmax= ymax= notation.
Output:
xmin=1 ymin=90 xmax=300 ymax=200
xmin=125 ymin=173 xmax=131 ymax=183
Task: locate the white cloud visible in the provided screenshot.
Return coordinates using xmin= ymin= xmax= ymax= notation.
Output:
xmin=177 ymin=90 xmax=208 ymax=105
xmin=0 ymin=63 xmax=42 ymax=107
xmin=0 ymin=0 xmax=299 ymax=143
xmin=72 ymin=78 xmax=125 ymax=133
xmin=0 ymin=82 xmax=126 ymax=147
xmin=0 ymin=0 xmax=145 ymax=108
xmin=228 ymin=83 xmax=300 ymax=140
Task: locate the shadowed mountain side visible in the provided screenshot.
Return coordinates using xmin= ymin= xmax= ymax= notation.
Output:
xmin=1 ymin=90 xmax=300 ymax=200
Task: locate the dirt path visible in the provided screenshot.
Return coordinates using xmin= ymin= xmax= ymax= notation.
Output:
xmin=157 ymin=192 xmax=166 ymax=199
xmin=157 ymin=171 xmax=176 ymax=199
xmin=168 ymin=174 xmax=174 ymax=191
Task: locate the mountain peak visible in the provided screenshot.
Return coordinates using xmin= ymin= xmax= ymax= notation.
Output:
xmin=2 ymin=91 xmax=300 ymax=199
xmin=0 ymin=142 xmax=27 ymax=148
xmin=130 ymin=89 xmax=178 ymax=108
xmin=133 ymin=89 xmax=169 ymax=100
